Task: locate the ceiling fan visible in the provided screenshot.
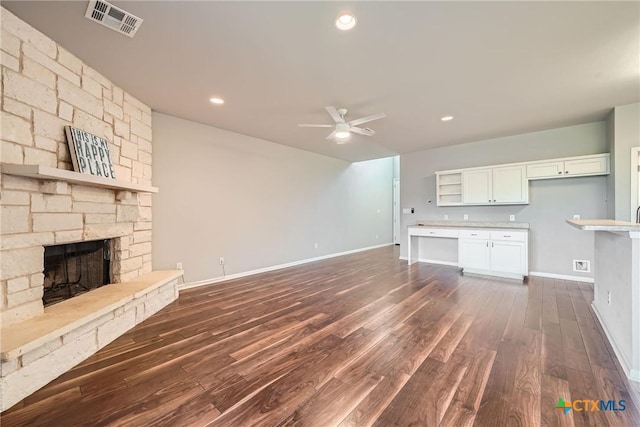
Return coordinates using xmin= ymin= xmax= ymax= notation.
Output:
xmin=298 ymin=106 xmax=386 ymax=143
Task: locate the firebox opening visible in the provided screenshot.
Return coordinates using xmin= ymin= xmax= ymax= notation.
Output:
xmin=43 ymin=239 xmax=112 ymax=307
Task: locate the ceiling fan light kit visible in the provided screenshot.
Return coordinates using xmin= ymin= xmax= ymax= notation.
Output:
xmin=334 ymin=123 xmax=351 ymax=139
xmin=298 ymin=106 xmax=386 ymax=143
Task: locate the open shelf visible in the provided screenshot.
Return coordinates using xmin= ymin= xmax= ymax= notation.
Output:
xmin=436 ymin=171 xmax=463 ymax=206
xmin=1 ymin=163 xmax=158 ymax=193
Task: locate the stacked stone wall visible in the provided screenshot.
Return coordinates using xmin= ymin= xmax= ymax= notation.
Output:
xmin=1 ymin=8 xmax=153 ymax=325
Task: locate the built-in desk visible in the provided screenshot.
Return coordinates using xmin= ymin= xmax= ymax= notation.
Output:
xmin=408 ymin=221 xmax=530 ymax=281
xmin=567 ymin=219 xmax=640 ymax=382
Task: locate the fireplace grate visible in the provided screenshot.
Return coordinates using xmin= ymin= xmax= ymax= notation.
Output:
xmin=43 ymin=239 xmax=111 ymax=307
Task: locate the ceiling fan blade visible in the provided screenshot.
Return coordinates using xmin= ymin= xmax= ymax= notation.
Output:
xmin=325 ymin=106 xmax=345 ymax=123
xmin=326 ymin=130 xmax=337 ymax=140
xmin=350 ymin=126 xmax=375 ymax=136
xmin=348 ymin=112 xmax=386 ymax=127
xmin=298 ymin=124 xmax=334 ymax=128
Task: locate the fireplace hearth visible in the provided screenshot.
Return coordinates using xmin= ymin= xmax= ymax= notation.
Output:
xmin=43 ymin=239 xmax=111 ymax=307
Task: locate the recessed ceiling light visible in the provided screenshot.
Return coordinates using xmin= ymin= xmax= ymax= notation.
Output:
xmin=441 ymin=116 xmax=454 ymax=122
xmin=335 ymin=12 xmax=357 ymax=31
xmin=210 ymin=97 xmax=224 ymax=105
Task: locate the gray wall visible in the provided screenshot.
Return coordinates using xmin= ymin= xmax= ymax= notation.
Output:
xmin=400 ymin=121 xmax=609 ymax=278
xmin=606 ymin=110 xmax=616 ymax=219
xmin=152 ymin=113 xmax=393 ymax=284
xmin=593 ymin=232 xmax=633 ymax=370
xmin=609 ymin=103 xmax=640 ymax=221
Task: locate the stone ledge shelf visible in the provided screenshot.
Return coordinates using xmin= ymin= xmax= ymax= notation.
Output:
xmin=0 ymin=270 xmax=182 ymax=411
xmin=1 ymin=270 xmax=181 ymax=362
xmin=0 ymin=163 xmax=159 ymax=194
xmin=566 ymin=219 xmax=640 ymax=233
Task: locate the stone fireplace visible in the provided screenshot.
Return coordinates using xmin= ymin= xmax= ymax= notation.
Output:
xmin=0 ymin=9 xmax=181 ymax=412
xmin=43 ymin=239 xmax=112 ymax=306
xmin=0 ymin=5 xmax=157 ymax=326
xmin=1 ymin=172 xmax=154 ymax=326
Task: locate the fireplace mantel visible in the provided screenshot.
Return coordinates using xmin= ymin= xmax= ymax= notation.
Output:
xmin=1 ymin=163 xmax=158 ymax=194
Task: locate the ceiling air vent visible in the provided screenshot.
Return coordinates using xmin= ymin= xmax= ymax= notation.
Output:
xmin=85 ymin=0 xmax=143 ymax=38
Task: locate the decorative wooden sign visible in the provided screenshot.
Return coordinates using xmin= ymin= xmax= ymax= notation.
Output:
xmin=64 ymin=126 xmax=116 ymax=179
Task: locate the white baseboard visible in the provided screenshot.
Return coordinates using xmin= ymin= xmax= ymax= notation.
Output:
xmin=398 ymin=256 xmax=458 ymax=267
xmin=400 ymin=263 xmax=594 ymax=284
xmin=529 ymin=271 xmax=594 ymax=283
xmin=591 ymin=303 xmax=638 ymax=382
xmin=419 ymin=258 xmax=459 ymax=267
xmin=179 ymin=243 xmax=394 ymax=291
xmin=463 ymin=268 xmax=523 ymax=281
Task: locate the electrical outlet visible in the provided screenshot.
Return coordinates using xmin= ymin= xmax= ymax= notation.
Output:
xmin=219 ymin=257 xmax=224 ymax=265
xmin=573 ymin=259 xmax=590 ymax=273
xmin=444 ymin=214 xmax=449 ymax=220
xmin=607 ymin=291 xmax=611 ymax=305
xmin=176 ymin=262 xmax=183 ymax=270
xmin=573 ymin=214 xmax=581 ymax=220
xmin=509 ymin=215 xmax=515 ymax=222
xmin=463 ymin=214 xmax=469 ymax=220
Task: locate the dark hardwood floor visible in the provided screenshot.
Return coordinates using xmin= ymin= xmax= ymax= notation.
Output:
xmin=3 ymin=246 xmax=639 ymax=426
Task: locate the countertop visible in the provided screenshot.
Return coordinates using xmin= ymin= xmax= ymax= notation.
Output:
xmin=566 ymin=219 xmax=640 ymax=232
xmin=412 ymin=220 xmax=530 ymax=230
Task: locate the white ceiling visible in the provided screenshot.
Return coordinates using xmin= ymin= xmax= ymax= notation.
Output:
xmin=3 ymin=1 xmax=639 ymax=162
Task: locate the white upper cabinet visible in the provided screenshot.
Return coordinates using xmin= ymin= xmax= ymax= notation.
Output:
xmin=462 ymin=169 xmax=492 ymax=204
xmin=462 ymin=165 xmax=527 ymax=205
xmin=492 ymin=166 xmax=528 ymax=204
xmin=526 ymin=153 xmax=609 ymax=180
xmin=436 ymin=153 xmax=609 ymax=206
xmin=564 ymin=155 xmax=609 ymax=177
xmin=526 ymin=161 xmax=565 ymax=179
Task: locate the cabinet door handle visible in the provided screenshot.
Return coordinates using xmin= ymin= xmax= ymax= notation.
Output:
xmin=471 ymin=233 xmax=477 ymax=236
xmin=492 ymin=242 xmax=494 ymax=247
xmin=565 ymin=171 xmax=569 ymax=174
xmin=558 ymin=171 xmax=562 ymax=174
xmin=503 ymin=235 xmax=511 ymax=238
xmin=488 ymin=199 xmax=491 ymax=202
xmin=486 ymin=242 xmax=488 ymax=247
xmin=493 ymin=199 xmax=496 ymax=202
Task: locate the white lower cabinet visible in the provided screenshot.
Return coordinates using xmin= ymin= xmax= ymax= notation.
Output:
xmin=458 ymin=238 xmax=490 ymax=270
xmin=458 ymin=229 xmax=528 ymax=280
xmin=489 ymin=240 xmax=526 ymax=274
